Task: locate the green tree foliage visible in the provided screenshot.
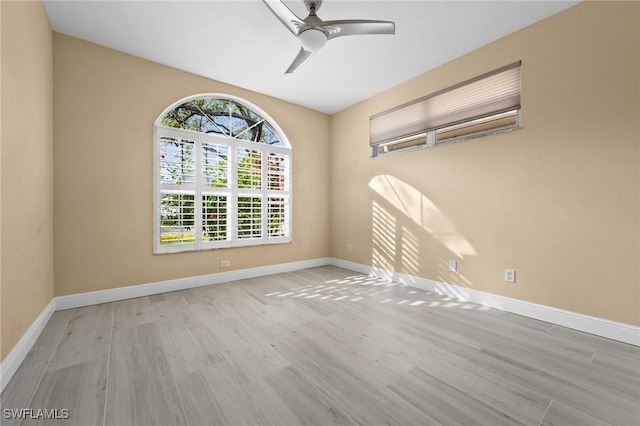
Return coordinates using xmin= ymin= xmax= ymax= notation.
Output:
xmin=161 ymin=98 xmax=282 ymax=145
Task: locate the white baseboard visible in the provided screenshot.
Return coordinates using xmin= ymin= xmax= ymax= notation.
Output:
xmin=56 ymin=257 xmax=332 ymax=311
xmin=3 ymin=256 xmax=638 ymax=394
xmin=0 ymin=299 xmax=56 ymax=393
xmin=330 ymin=258 xmax=640 ymax=346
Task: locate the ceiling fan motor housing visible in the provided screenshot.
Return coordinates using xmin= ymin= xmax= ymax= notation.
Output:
xmin=304 ymin=0 xmax=322 ymax=13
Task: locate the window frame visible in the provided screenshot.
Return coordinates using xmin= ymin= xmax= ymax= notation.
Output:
xmin=370 ymin=61 xmax=521 ymax=158
xmin=375 ymin=110 xmax=521 ymax=157
xmin=153 ymin=95 xmax=292 ymax=254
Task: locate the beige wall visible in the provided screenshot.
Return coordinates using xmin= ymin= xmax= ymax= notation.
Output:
xmin=330 ymin=1 xmax=640 ymax=326
xmin=53 ymin=34 xmax=331 ymax=296
xmin=1 ymin=0 xmax=54 ymax=361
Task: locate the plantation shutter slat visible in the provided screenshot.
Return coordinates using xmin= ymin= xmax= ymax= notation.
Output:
xmin=370 ymin=61 xmax=521 ymax=146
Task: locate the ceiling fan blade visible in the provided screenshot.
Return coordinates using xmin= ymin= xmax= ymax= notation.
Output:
xmin=321 ymin=20 xmax=395 ymax=40
xmin=285 ymin=47 xmax=317 ymax=73
xmin=262 ymin=0 xmax=305 ymax=36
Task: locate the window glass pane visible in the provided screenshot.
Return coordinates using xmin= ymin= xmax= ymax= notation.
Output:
xmin=160 ymin=193 xmax=195 ymax=244
xmin=238 ymin=196 xmax=262 ymax=239
xmin=436 ymin=110 xmax=518 ymax=142
xmin=267 ymin=153 xmax=288 ymax=191
xmin=378 ymin=135 xmax=426 ymax=155
xmin=229 ymin=100 xmax=252 ymax=140
xmin=198 ymin=98 xmax=231 ymax=137
xmin=160 ymin=137 xmax=195 ymax=185
xmin=259 ymin=122 xmax=282 ymax=145
xmin=202 ymin=142 xmax=229 ymax=188
xmin=161 ymin=99 xmax=227 ymax=135
xmin=237 ymin=149 xmax=262 ymax=189
xmin=268 ymin=197 xmax=289 ymax=237
xmin=247 ymin=108 xmax=263 ymax=125
xmin=202 ymin=195 xmax=228 ymax=241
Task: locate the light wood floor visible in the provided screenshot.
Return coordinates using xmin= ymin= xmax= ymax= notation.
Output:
xmin=2 ymin=266 xmax=639 ymax=425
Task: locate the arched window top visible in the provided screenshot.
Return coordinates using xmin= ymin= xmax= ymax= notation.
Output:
xmin=156 ymin=94 xmax=289 ymax=147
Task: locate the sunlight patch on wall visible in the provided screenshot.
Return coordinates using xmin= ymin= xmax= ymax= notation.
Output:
xmin=372 ymin=201 xmax=396 ymax=271
xmin=372 ymin=202 xmax=422 ymax=277
xmin=369 ymin=175 xmax=477 ymax=258
xmin=400 ymin=226 xmax=420 ymax=276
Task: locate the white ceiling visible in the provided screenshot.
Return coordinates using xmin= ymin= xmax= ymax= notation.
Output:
xmin=42 ymin=0 xmax=578 ymax=115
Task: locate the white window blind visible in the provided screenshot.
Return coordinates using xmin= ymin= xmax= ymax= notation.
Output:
xmin=370 ymin=61 xmax=521 ymax=149
xmin=268 ymin=196 xmax=290 ymax=237
xmin=155 ymin=95 xmax=292 ymax=254
xmin=155 ymin=127 xmax=292 ymax=253
xmin=237 ymin=196 xmax=263 ymax=239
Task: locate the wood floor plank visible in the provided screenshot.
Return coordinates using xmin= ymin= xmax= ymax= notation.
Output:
xmin=407 ymin=304 xmax=637 ymax=402
xmin=150 ymin=298 xmax=224 ymax=379
xmin=46 ymin=303 xmax=113 ymax=372
xmin=0 ymin=358 xmax=51 ymax=426
xmin=591 ymin=348 xmax=640 ymax=379
xmin=175 ymin=360 xmax=273 ymax=426
xmin=320 ymin=298 xmax=483 ymax=364
xmin=148 ymin=290 xmax=190 ymax=310
xmin=409 ymin=356 xmax=551 ymax=425
xmin=25 ymin=358 xmax=107 ymax=426
xmin=192 ymin=301 xmax=292 ymax=383
xmin=469 ymin=348 xmax=640 ymax=425
xmin=470 ymin=306 xmax=554 ymax=334
xmin=412 ymin=301 xmax=597 ymax=367
xmin=256 ymin=310 xmax=435 ymax=425
xmin=112 ymin=296 xmax=154 ymax=329
xmin=178 ymin=285 xmax=217 ymax=305
xmin=302 ymin=310 xmax=418 ymax=385
xmin=246 ymin=378 xmax=313 ymax=426
xmin=547 ymin=325 xmax=640 ymax=361
xmin=263 ymin=366 xmax=358 ymax=426
xmin=0 ymin=311 xmax=74 ymax=426
xmin=388 ymin=370 xmax=525 ymax=426
xmin=104 ymin=322 xmax=187 ymax=426
xmin=26 ymin=310 xmax=76 ymax=361
xmin=539 ymin=400 xmax=613 ymax=426
xmin=420 ymin=302 xmax=595 ymax=363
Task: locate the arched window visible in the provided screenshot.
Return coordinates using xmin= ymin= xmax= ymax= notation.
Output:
xmin=154 ymin=95 xmax=291 ymax=253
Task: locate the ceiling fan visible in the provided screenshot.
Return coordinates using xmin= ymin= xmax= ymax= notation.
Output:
xmin=262 ymin=0 xmax=396 ymax=73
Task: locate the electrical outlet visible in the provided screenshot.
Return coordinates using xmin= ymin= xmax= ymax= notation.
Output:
xmin=347 ymin=243 xmax=352 ymax=252
xmin=221 ymin=260 xmax=231 ymax=268
xmin=504 ymin=268 xmax=516 ymax=283
xmin=448 ymin=260 xmax=457 ymax=272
